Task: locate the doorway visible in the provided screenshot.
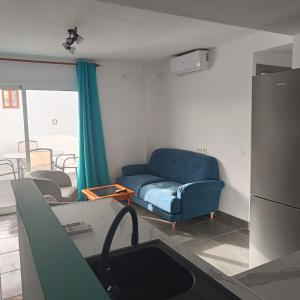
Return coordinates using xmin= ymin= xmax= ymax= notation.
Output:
xmin=253 ymin=43 xmax=293 ymax=76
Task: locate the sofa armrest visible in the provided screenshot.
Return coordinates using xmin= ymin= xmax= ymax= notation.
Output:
xmin=177 ymin=180 xmax=225 ymax=220
xmin=122 ymin=164 xmax=149 ymax=176
xmin=25 ymin=170 xmax=72 ymax=187
xmin=32 ymin=178 xmax=63 ymax=202
xmin=177 ymin=180 xmax=225 ymax=199
xmin=45 ymin=171 xmax=72 ymax=188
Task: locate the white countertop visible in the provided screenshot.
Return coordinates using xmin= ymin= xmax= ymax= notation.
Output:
xmin=235 ymin=248 xmax=300 ymax=300
xmin=52 ymin=199 xmax=262 ymax=300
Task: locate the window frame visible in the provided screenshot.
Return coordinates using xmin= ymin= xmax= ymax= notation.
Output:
xmin=1 ymin=90 xmax=20 ymax=109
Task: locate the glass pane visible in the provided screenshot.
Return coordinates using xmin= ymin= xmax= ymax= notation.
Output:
xmin=3 ymin=90 xmax=9 ymax=100
xmin=26 ymin=90 xmax=79 ymax=186
xmin=2 ymin=90 xmax=10 ymax=107
xmin=0 ymin=87 xmax=24 ymax=212
xmin=11 ymin=90 xmax=19 ymax=107
xmin=2 ymin=90 xmax=19 ymax=108
xmin=92 ymin=186 xmax=117 ymax=197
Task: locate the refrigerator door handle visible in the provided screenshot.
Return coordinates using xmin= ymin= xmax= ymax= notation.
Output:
xmin=275 ymin=82 xmax=287 ymax=86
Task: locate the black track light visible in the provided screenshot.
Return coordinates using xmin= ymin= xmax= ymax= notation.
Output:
xmin=62 ymin=27 xmax=84 ymax=54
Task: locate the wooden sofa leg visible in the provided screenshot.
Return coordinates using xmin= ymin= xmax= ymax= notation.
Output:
xmin=210 ymin=212 xmax=214 ymax=220
xmin=171 ymin=222 xmax=176 ymax=230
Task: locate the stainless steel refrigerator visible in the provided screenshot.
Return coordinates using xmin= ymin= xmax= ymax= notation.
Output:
xmin=251 ymin=68 xmax=300 ymax=268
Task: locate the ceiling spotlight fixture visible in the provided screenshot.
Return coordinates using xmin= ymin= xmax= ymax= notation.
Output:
xmin=62 ymin=27 xmax=84 ymax=54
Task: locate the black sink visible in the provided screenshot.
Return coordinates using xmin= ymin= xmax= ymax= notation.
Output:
xmin=86 ymin=239 xmax=241 ymax=300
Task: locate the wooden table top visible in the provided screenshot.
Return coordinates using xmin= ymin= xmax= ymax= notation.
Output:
xmin=81 ymin=183 xmax=134 ymax=201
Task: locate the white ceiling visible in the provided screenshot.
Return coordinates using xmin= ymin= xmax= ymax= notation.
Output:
xmin=0 ymin=0 xmax=257 ymax=61
xmin=100 ymin=0 xmax=300 ymax=35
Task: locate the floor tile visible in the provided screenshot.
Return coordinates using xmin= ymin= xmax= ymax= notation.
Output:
xmin=189 ymin=219 xmax=239 ymax=238
xmin=156 ymin=223 xmax=205 ymax=244
xmin=0 ymin=237 xmax=19 ymax=255
xmin=132 ymin=205 xmax=156 ymax=218
xmin=1 ymin=270 xmax=22 ymax=299
xmin=238 ymin=228 xmax=249 ymax=237
xmin=213 ymin=230 xmax=249 ymax=258
xmin=0 ymin=181 xmax=16 ymax=209
xmin=182 ymin=235 xmax=214 ymax=251
xmin=180 ymin=215 xmax=209 ymax=225
xmin=133 ymin=204 xmax=249 ymax=275
xmin=0 ymin=215 xmax=17 ymax=226
xmin=133 ymin=206 xmax=206 ymax=244
xmin=182 ymin=238 xmax=249 ymax=276
xmin=0 ymin=216 xmax=18 ymax=239
xmin=6 ymin=295 xmax=22 ymax=300
xmin=0 ymin=228 xmax=18 ymax=240
xmin=0 ymin=251 xmax=20 ymax=274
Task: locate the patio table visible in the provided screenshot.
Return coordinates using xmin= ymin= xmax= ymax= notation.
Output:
xmin=3 ymin=150 xmax=63 ymax=178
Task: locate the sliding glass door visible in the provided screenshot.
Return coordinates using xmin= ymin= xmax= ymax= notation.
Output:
xmin=0 ymin=86 xmax=26 ymax=213
xmin=26 ymin=90 xmax=79 ymax=185
xmin=0 ymin=86 xmax=79 ymax=213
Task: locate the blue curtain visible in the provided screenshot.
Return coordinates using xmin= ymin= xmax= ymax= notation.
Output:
xmin=76 ymin=61 xmax=110 ymax=200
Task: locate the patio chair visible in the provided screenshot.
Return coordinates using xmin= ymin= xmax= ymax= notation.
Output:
xmin=18 ymin=140 xmax=38 ymax=152
xmin=25 ymin=170 xmax=77 ymax=202
xmin=30 ymin=148 xmax=53 ymax=171
xmin=43 ymin=195 xmax=74 ymax=206
xmin=0 ymin=159 xmax=16 ymax=179
xmin=55 ymin=153 xmax=78 ymax=176
xmin=17 ymin=140 xmax=39 ymax=176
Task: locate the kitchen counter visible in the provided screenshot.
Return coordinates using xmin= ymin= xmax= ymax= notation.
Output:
xmin=52 ymin=199 xmax=261 ymax=300
xmin=13 ymin=178 xmax=261 ymax=300
xmin=235 ymin=248 xmax=300 ymax=300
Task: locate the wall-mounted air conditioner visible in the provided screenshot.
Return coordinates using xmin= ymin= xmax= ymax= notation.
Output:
xmin=170 ymin=50 xmax=210 ymax=76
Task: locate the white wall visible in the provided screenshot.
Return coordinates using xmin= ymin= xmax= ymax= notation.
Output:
xmin=98 ymin=62 xmax=147 ymax=181
xmin=0 ymin=59 xmax=147 ymax=182
xmin=143 ymin=63 xmax=166 ymax=157
xmin=292 ymin=34 xmax=300 ymax=68
xmin=144 ymin=32 xmax=292 ymax=221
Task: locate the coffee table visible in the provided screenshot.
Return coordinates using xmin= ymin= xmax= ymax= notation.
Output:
xmin=81 ymin=184 xmax=134 ymax=205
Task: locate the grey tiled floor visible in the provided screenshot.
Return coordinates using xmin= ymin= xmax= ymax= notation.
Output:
xmin=0 ymin=181 xmax=16 ymax=210
xmin=0 ymin=214 xmax=21 ymax=300
xmin=132 ymin=204 xmax=250 ymax=276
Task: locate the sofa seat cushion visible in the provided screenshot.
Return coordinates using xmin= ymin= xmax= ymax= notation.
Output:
xmin=116 ymin=174 xmax=163 ymax=194
xmin=139 ymin=181 xmax=181 ymax=214
xmin=61 ymin=186 xmax=77 ymax=202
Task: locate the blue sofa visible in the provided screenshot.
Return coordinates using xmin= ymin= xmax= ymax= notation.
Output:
xmin=117 ymin=148 xmax=224 ymax=226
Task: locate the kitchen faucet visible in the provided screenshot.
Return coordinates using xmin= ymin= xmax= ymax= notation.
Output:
xmin=99 ymin=206 xmax=139 ymax=296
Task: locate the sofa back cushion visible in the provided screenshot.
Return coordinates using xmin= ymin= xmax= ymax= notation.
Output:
xmin=149 ymin=148 xmax=219 ymax=184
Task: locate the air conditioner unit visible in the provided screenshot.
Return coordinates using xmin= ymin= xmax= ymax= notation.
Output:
xmin=170 ymin=50 xmax=210 ymax=76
